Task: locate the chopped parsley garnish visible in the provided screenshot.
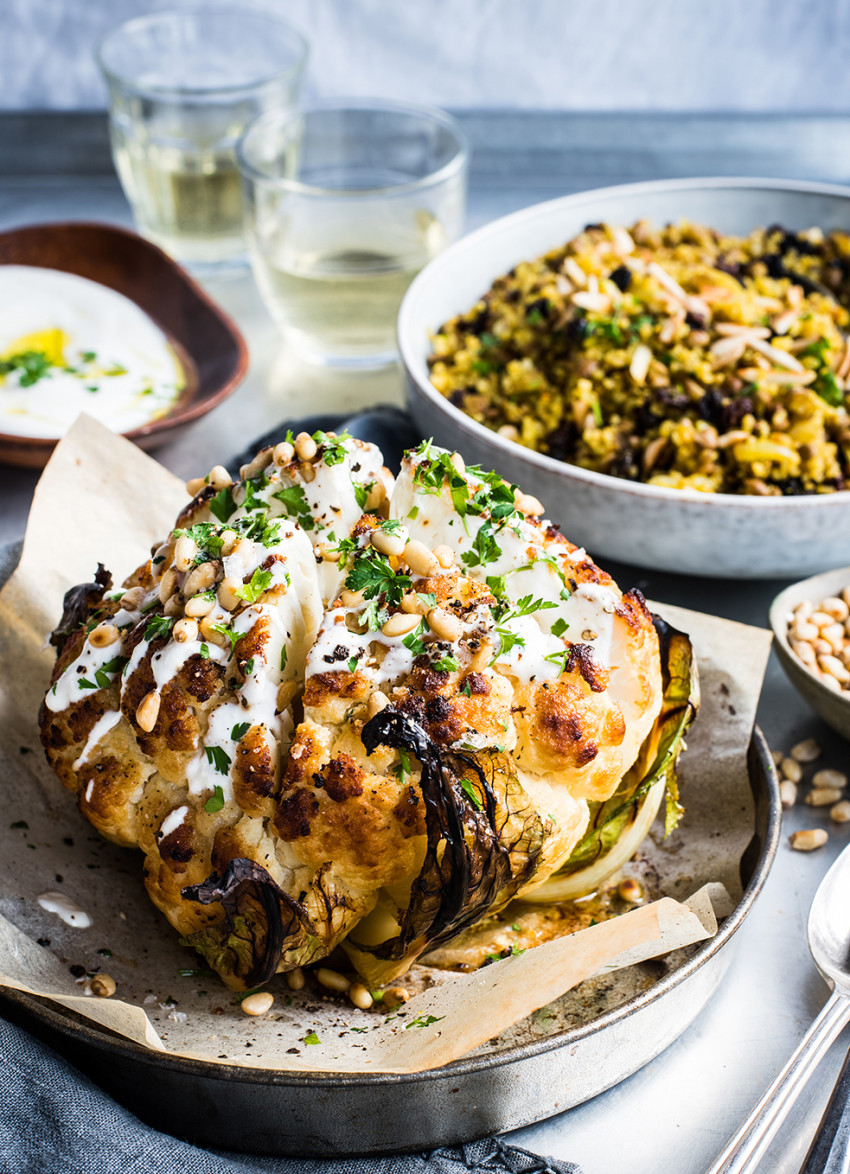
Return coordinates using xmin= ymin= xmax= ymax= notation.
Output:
xmin=244 ymin=657 xmax=255 ymax=674
xmin=460 ymin=680 xmax=472 ymax=697
xmin=235 ymin=567 xmax=273 ymax=603
xmin=460 ymin=521 xmax=501 ymax=569
xmin=199 ymin=643 xmax=210 ymax=659
xmin=402 ymin=621 xmax=428 ymax=656
xmin=407 ymin=505 xmax=419 ymax=520
xmin=231 ymin=722 xmax=251 ymax=741
xmin=94 ymin=655 xmax=128 ymax=690
xmin=78 ymin=677 xmax=98 ymax=690
xmin=346 ymin=549 xmax=410 ymax=608
xmin=279 ymin=646 xmax=287 ymax=671
xmin=404 ymin=1014 xmax=445 ymax=1030
xmin=211 ymin=623 xmax=241 ymax=655
xmin=354 ymin=481 xmax=372 ymax=510
xmin=432 ymin=653 xmax=459 ymax=672
xmin=0 ymin=350 xmax=53 ymax=387
xmin=303 ymin=1031 xmax=321 ymax=1045
xmin=460 ymin=777 xmax=482 ymax=810
xmin=380 ymin=518 xmax=404 ymax=535
xmin=204 ymin=785 xmax=225 ymax=813
xmin=176 ymin=522 xmax=225 ymax=562
xmin=348 ymin=656 xmax=359 ymax=672
xmin=815 ymin=369 xmax=845 ymax=407
xmin=205 ymin=747 xmax=231 ymax=776
xmin=80 ymin=350 xmax=97 ymax=363
xmin=392 ymin=747 xmax=412 ymax=785
xmin=241 ymin=476 xmax=269 ymax=512
xmin=551 ymin=617 xmax=570 ymax=637
xmin=544 ymin=649 xmax=570 ymax=674
xmin=273 ymin=484 xmax=315 ymax=530
xmin=145 ymin=614 xmax=174 ymax=641
xmin=209 ymin=486 xmax=237 ymax=522
xmin=417 ymin=591 xmax=437 ymax=609
xmin=315 ymin=430 xmax=351 ymax=466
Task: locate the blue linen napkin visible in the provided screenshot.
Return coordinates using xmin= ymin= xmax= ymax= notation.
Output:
xmin=0 ymin=414 xmax=582 ymax=1173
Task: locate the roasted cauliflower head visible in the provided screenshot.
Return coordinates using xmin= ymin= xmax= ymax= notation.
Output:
xmin=40 ymin=433 xmax=692 ymax=991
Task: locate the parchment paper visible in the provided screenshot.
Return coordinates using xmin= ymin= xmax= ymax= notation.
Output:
xmin=0 ymin=416 xmax=773 ymax=1075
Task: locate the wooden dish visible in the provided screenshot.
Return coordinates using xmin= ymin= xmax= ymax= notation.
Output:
xmin=0 ymin=221 xmax=249 ymax=468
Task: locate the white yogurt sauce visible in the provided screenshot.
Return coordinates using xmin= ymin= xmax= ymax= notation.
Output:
xmin=0 ymin=266 xmax=183 ymax=439
xmin=37 ymin=891 xmax=92 ymax=929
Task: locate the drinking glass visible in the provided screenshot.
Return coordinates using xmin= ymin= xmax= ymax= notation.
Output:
xmin=97 ymin=7 xmax=308 ymax=271
xmin=237 ymin=100 xmax=468 ymax=367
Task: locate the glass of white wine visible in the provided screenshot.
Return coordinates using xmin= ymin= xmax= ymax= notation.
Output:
xmin=237 ymin=100 xmax=468 ymax=367
xmin=97 ymin=7 xmax=308 ymax=272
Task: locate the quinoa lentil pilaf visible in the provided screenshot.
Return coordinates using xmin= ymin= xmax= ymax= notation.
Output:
xmin=428 ymin=220 xmax=850 ymax=495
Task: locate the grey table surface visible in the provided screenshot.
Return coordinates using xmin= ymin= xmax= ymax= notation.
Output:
xmin=2 ymin=112 xmax=850 ymax=1174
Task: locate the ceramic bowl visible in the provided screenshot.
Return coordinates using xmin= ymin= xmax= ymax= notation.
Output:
xmin=399 ymin=177 xmax=850 ymax=578
xmin=0 ymin=221 xmax=248 ymax=467
xmin=770 ymin=567 xmax=850 ymax=741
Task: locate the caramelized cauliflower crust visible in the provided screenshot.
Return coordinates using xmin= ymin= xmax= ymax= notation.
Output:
xmin=39 ymin=432 xmax=666 ymax=991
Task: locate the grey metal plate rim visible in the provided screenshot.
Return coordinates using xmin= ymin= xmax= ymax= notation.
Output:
xmin=1 ymin=727 xmax=781 ymax=1091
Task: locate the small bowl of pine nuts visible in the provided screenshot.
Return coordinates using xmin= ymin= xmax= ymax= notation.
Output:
xmin=770 ymin=568 xmax=850 ymax=741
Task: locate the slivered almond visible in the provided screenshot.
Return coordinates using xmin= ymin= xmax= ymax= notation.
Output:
xmin=714 ymin=323 xmax=771 ymax=339
xmin=562 ymin=257 xmax=587 ymax=287
xmin=747 ymin=337 xmax=805 ymax=372
xmin=572 ymin=291 xmax=611 ymax=313
xmin=771 ymin=310 xmax=798 ymax=336
xmin=737 ymin=367 xmax=816 ymax=386
xmin=710 ymin=337 xmax=748 ymax=367
xmin=629 ymin=344 xmax=652 ymax=385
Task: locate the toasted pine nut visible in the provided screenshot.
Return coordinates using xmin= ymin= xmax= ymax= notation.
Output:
xmin=779 ymin=780 xmax=798 ymax=808
xmin=371 ymin=528 xmax=407 ymax=557
xmin=218 ymin=577 xmax=243 ymax=612
xmin=791 ymin=621 xmax=819 ymax=642
xmin=404 ymin=539 xmax=439 ymax=576
xmin=843 ymin=586 xmax=850 ymax=608
xmin=830 ymin=800 xmax=850 ymax=823
xmin=813 ymin=638 xmax=833 ymax=657
xmin=449 ymin=452 xmax=465 ymax=475
xmin=208 ymin=465 xmax=232 ymax=490
xmin=793 ymin=600 xmax=814 ymax=621
xmin=498 ymin=424 xmax=519 ymax=440
xmin=617 ymin=877 xmax=643 ymax=903
xmin=791 ymin=642 xmax=817 ymax=669
xmin=200 ymin=615 xmax=229 ymax=648
xmin=241 ymin=992 xmax=274 ymax=1016
xmin=174 ymin=533 xmax=198 ymax=572
xmin=382 ymin=987 xmax=409 ymax=1009
xmin=823 ymin=622 xmax=845 ymax=651
xmin=401 ymin=593 xmax=428 ymax=614
xmin=301 ymin=460 xmax=316 ymax=483
xmin=813 ymin=768 xmax=847 ymax=789
xmin=821 ymin=673 xmax=843 ymax=694
xmin=819 ymin=654 xmax=850 ymax=684
xmin=173 ymin=618 xmax=199 ymax=643
xmin=158 ymin=567 xmax=179 ymax=605
xmin=382 ymin=612 xmax=421 ymax=638
xmin=780 ymin=757 xmax=802 ymax=783
xmin=821 ymin=597 xmax=850 ymax=622
xmin=434 ymin=544 xmax=455 ymax=569
xmin=185 ymin=593 xmax=215 ymax=618
xmin=807 ymin=787 xmax=844 ymax=807
xmin=368 ymin=691 xmax=390 ymax=717
xmin=790 ymin=738 xmax=821 ymax=763
xmin=294 ymin=431 xmax=318 ymax=461
xmin=316 ymin=968 xmax=350 ymax=993
xmin=90 ymin=974 xmax=116 ymax=998
xmin=120 ymin=586 xmax=145 ymax=610
xmin=319 ymin=545 xmax=341 ymax=563
xmin=365 ymin=481 xmax=388 ymax=511
xmin=340 ymin=588 xmax=366 ymax=608
xmin=515 ymin=492 xmax=545 ymax=517
xmin=811 ymin=611 xmax=836 ymax=630
xmin=286 ymin=967 xmax=305 ymax=991
xmin=136 ymin=690 xmax=160 ymax=732
xmin=185 ymin=476 xmax=206 ymax=496
xmin=789 ymin=828 xmax=828 ymax=851
xmin=467 ymin=639 xmax=493 ymax=675
xmin=349 ymin=983 xmax=373 ymax=1010
xmin=240 ymin=447 xmax=273 ymax=481
xmin=427 ymin=607 xmax=461 ymax=643
xmin=273 ymin=441 xmax=295 ymax=467
xmin=89 ymin=622 xmax=119 ymax=648
xmin=184 ymin=562 xmax=218 ymax=599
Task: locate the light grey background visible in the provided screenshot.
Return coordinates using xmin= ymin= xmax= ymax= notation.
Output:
xmin=6 ymin=0 xmax=850 ymax=112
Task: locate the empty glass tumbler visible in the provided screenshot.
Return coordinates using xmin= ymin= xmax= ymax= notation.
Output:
xmin=98 ymin=7 xmax=308 ymax=270
xmin=237 ymin=100 xmax=468 ymax=366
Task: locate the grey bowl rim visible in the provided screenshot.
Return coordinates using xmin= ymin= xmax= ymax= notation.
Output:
xmin=1 ymin=726 xmax=780 ymax=1090
xmin=769 ymin=566 xmax=850 ymax=708
xmin=398 ymin=174 xmax=850 ymax=513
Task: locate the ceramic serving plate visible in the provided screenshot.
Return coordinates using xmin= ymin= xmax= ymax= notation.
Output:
xmin=0 ymin=728 xmax=779 ymax=1156
xmin=399 ymin=177 xmax=850 ymax=579
xmin=0 ymin=221 xmax=248 ymax=467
